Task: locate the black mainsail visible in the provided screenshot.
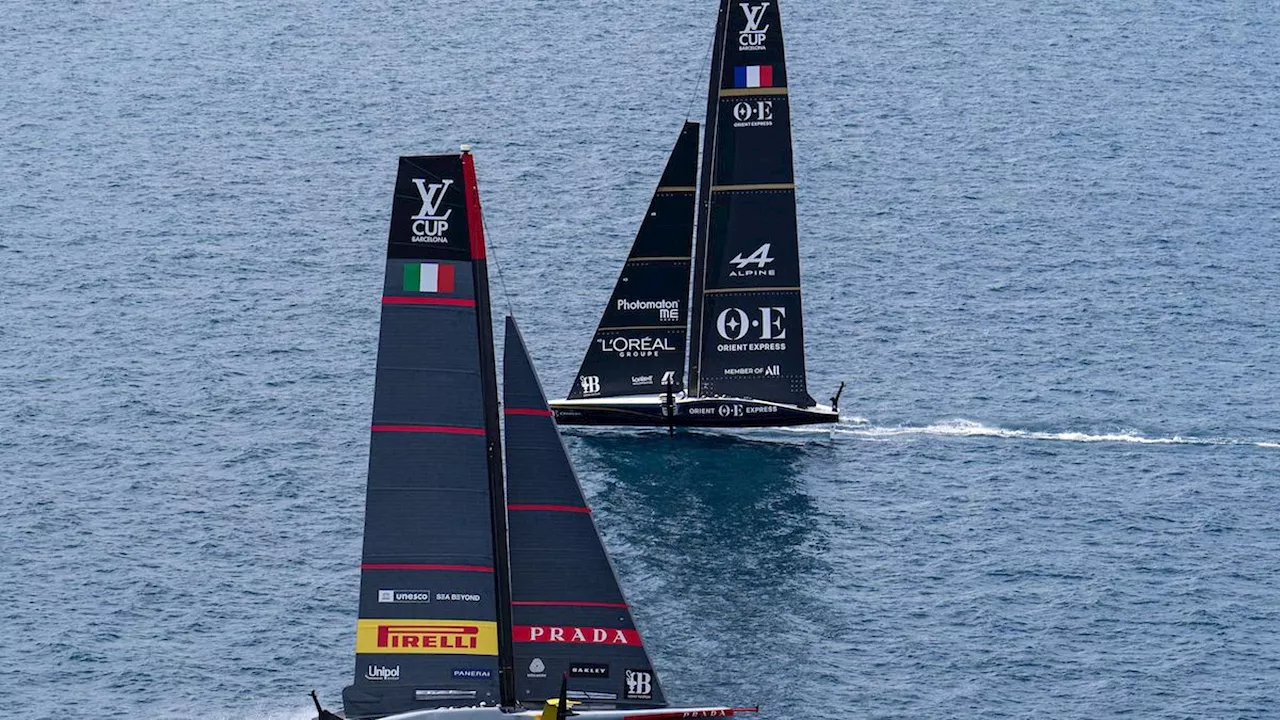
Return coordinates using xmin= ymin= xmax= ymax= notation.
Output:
xmin=550 ymin=0 xmax=838 ymax=427
xmin=318 ymin=149 xmax=761 ymax=720
xmin=343 ymin=152 xmax=512 ymax=719
xmin=504 ymin=316 xmax=667 ymax=708
xmin=567 ymin=122 xmax=699 ymax=402
xmin=688 ymin=0 xmax=816 ymax=408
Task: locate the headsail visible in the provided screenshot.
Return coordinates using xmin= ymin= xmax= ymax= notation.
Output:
xmin=505 ymin=316 xmax=668 ymax=708
xmin=687 ymin=0 xmax=816 ymax=407
xmin=567 ymin=123 xmax=699 ymax=401
xmin=343 ymin=154 xmax=510 ymax=719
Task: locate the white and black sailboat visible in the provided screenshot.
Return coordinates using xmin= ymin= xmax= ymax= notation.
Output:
xmin=313 ymin=149 xmax=757 ymax=720
xmin=550 ymin=0 xmax=843 ymax=429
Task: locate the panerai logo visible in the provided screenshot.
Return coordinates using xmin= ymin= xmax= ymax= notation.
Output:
xmin=410 ymin=178 xmax=453 ymax=244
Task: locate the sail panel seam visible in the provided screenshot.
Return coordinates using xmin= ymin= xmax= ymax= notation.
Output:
xmin=702 ymin=286 xmax=802 ymax=294
xmin=371 ymin=424 xmax=485 ymax=435
xmin=361 ymin=563 xmax=495 ymax=572
xmin=708 ymin=183 xmax=796 ymax=192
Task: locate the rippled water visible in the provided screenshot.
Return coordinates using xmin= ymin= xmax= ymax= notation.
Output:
xmin=3 ymin=1 xmax=1279 ymax=718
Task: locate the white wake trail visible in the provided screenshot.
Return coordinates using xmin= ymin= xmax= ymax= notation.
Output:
xmin=831 ymin=418 xmax=1279 ymax=448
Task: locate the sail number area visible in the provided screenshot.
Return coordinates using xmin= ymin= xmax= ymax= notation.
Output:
xmin=355 ymin=619 xmax=498 ymax=655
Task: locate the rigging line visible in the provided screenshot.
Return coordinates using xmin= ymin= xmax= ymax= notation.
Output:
xmin=686 ymin=10 xmax=716 ymax=121
xmin=481 ymin=211 xmax=516 ymax=320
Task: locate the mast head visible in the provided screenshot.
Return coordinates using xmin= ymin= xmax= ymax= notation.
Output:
xmin=460 ymin=143 xmax=473 ymax=154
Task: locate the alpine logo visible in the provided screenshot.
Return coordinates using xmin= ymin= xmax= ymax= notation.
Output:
xmin=624 ymin=669 xmax=654 ymax=700
xmin=409 ymin=178 xmax=453 ymax=244
xmin=738 ymin=2 xmax=770 ymax=50
xmin=729 ymin=243 xmax=776 ymax=276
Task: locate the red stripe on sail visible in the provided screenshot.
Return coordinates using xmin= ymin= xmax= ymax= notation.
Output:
xmin=371 ymin=424 xmax=485 ymax=435
xmin=362 ymin=563 xmax=494 ymax=572
xmin=460 ymin=151 xmax=487 ymax=260
xmin=508 ymin=504 xmax=591 ymax=513
xmin=512 ymin=601 xmax=629 ymax=608
xmin=382 ymin=296 xmax=476 ymax=307
xmin=504 ymin=408 xmax=553 ymax=417
xmin=623 ymin=710 xmax=758 ymax=720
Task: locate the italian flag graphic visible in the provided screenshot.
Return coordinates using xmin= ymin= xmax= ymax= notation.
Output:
xmin=734 ymin=65 xmax=774 ymax=88
xmin=403 ymin=262 xmax=455 ymax=293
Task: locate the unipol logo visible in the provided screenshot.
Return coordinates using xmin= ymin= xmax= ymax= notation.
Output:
xmin=579 ymin=375 xmax=601 ymax=395
xmin=716 ymin=307 xmax=787 ymax=341
xmin=410 ymin=178 xmax=453 ymax=244
xmin=739 ymin=2 xmax=770 ymax=50
xmin=729 ymin=243 xmax=776 ymax=277
xmin=365 ymin=664 xmax=401 ymax=682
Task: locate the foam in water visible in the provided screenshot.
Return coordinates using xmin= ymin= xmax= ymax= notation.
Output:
xmin=831 ymin=418 xmax=1279 ymax=448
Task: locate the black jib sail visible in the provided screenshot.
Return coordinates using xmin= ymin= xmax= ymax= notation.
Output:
xmin=343 ymin=152 xmax=514 ymax=719
xmin=687 ymin=0 xmax=817 ymax=408
xmin=504 ymin=316 xmax=668 ymax=708
xmin=567 ymin=122 xmax=699 ymax=402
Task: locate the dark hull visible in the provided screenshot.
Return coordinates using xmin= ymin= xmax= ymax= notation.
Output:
xmin=549 ymin=396 xmax=838 ymax=428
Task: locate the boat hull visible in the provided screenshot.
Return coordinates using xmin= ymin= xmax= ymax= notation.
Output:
xmin=548 ymin=395 xmax=838 ymax=428
xmin=374 ymin=706 xmax=752 ymax=720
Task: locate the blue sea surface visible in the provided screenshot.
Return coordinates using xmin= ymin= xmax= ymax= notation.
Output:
xmin=2 ymin=1 xmax=1279 ymax=718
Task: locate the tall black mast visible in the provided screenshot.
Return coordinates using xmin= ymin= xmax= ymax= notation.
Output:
xmin=687 ymin=0 xmax=732 ymax=396
xmin=461 ymin=148 xmax=517 ymax=708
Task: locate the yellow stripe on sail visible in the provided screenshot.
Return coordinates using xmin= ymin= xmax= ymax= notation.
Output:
xmin=355 ymin=619 xmax=498 ymax=655
xmin=720 ymin=88 xmax=789 ymax=97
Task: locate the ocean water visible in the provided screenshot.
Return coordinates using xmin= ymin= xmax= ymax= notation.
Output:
xmin=2 ymin=0 xmax=1279 ymax=718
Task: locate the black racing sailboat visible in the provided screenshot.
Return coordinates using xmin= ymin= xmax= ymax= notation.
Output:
xmin=314 ymin=148 xmax=757 ymax=720
xmin=550 ymin=0 xmax=843 ymax=428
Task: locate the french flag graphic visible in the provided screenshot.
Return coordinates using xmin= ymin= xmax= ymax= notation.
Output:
xmin=734 ymin=65 xmax=774 ymax=88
